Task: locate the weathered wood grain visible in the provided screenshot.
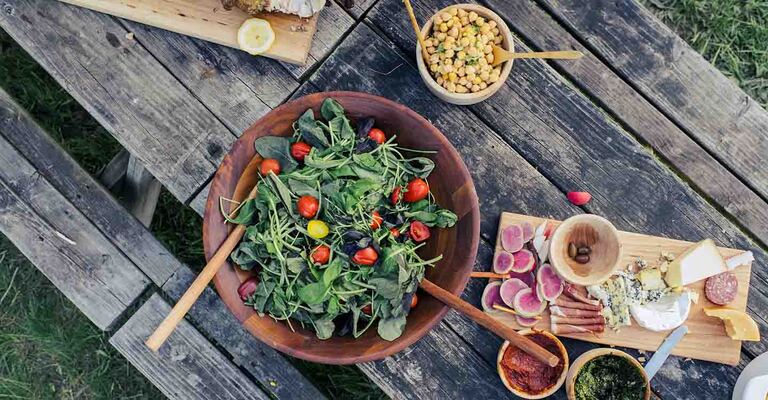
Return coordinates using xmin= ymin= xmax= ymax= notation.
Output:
xmin=123 ymin=155 xmax=162 ymax=227
xmin=110 ymin=294 xmax=270 ymax=400
xmin=98 ymin=148 xmax=130 ymax=191
xmin=0 ymin=135 xmax=149 ymax=329
xmin=477 ymin=0 xmax=768 ymax=246
xmin=336 ymin=0 xmax=378 ymax=19
xmin=538 ymin=0 xmax=768 ymax=200
xmin=0 ymin=0 xmax=234 ymax=202
xmin=0 ymin=87 xmax=179 ymax=285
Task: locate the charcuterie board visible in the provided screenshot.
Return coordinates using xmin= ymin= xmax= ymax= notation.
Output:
xmin=59 ymin=0 xmax=318 ymax=64
xmin=487 ymin=212 xmax=753 ymax=366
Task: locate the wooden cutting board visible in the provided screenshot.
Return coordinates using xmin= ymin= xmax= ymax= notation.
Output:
xmin=59 ymin=0 xmax=318 ymax=64
xmin=488 ymin=212 xmax=753 ymax=366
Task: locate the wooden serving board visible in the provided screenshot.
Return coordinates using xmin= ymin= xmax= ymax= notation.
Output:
xmin=59 ymin=0 xmax=318 ymax=64
xmin=488 ymin=212 xmax=753 ymax=366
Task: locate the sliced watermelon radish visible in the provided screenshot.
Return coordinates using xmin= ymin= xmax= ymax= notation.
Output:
xmin=508 ymin=271 xmax=535 ymax=288
xmin=516 ymin=315 xmax=539 ymax=327
xmin=513 ymin=288 xmax=547 ymax=317
xmin=501 ymin=224 xmax=524 ymax=253
xmin=500 ymin=278 xmax=529 ymax=308
xmin=511 ymin=249 xmax=535 ymax=273
xmin=521 ymin=222 xmax=534 ymax=243
xmin=481 ymin=281 xmax=503 ymax=312
xmin=536 ymin=263 xmax=564 ymax=301
xmin=493 ymin=251 xmax=514 ymax=274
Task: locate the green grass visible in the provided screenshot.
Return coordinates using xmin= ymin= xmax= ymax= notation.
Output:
xmin=0 ymin=0 xmax=764 ymax=398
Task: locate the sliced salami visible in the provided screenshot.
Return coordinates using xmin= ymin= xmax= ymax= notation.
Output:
xmin=705 ymin=271 xmax=738 ymax=305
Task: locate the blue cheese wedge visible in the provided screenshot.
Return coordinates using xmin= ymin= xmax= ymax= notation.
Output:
xmin=664 ymin=239 xmax=727 ymax=287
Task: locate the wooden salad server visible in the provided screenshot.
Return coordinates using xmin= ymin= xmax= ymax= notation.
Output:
xmin=491 ymin=47 xmax=584 ymax=66
xmin=145 ymin=184 xmax=260 ymax=352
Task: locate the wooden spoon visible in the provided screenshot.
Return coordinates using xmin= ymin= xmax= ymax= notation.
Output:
xmin=145 ymin=184 xmax=259 ymax=352
xmin=492 ymin=46 xmax=583 ymax=66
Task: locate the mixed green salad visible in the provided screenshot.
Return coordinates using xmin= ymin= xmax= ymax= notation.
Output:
xmin=224 ymin=98 xmax=458 ymax=341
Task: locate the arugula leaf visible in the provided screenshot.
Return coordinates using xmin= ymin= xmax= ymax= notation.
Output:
xmin=298 ymin=282 xmax=327 ymax=305
xmin=304 ymin=151 xmax=347 ymax=169
xmin=377 ymin=314 xmax=407 ymax=341
xmin=267 ymin=173 xmax=294 ymax=214
xmin=298 ymin=109 xmax=330 ymax=149
xmin=253 ymin=136 xmax=298 ymax=172
xmin=320 ymin=98 xmax=345 ymax=120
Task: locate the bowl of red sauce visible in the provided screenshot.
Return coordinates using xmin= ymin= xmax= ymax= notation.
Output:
xmin=497 ymin=330 xmax=569 ymax=399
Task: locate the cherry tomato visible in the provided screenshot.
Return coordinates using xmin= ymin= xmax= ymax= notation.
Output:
xmin=410 ymin=293 xmax=419 ymax=309
xmin=389 ymin=227 xmax=400 ymax=238
xmin=307 ymin=220 xmax=329 ymax=239
xmin=403 ymin=178 xmax=429 ymax=202
xmin=290 ymin=141 xmax=312 ymax=161
xmin=362 ymin=304 xmax=372 ymax=315
xmin=409 ymin=220 xmax=431 ymax=242
xmin=237 ymin=277 xmax=259 ymax=301
xmin=352 ymin=246 xmax=378 ymax=265
xmin=390 ymin=186 xmax=401 ymax=204
xmin=370 ymin=211 xmax=383 ymax=230
xmin=260 ymin=158 xmax=281 ymax=176
xmin=297 ymin=195 xmax=319 ymax=219
xmin=367 ymin=128 xmax=386 ymax=144
xmin=310 ymin=245 xmax=330 ymax=265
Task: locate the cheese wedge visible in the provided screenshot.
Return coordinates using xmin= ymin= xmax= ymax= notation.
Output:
xmin=664 ymin=239 xmax=727 ymax=287
xmin=704 ymin=307 xmax=760 ymax=341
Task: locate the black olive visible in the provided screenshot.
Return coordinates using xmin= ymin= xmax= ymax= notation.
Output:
xmin=356 ymin=117 xmax=375 ymax=138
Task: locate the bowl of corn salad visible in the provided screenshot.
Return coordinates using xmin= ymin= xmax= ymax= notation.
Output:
xmin=416 ymin=4 xmax=513 ymax=105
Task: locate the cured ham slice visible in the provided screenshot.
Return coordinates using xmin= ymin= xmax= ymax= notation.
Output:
xmin=551 ymin=323 xmax=605 ymax=334
xmin=554 ymin=297 xmax=602 ymax=311
xmin=550 ymin=315 xmax=605 ymax=325
xmin=563 ymin=283 xmax=600 ymax=306
xmin=549 ymin=305 xmax=602 ymax=318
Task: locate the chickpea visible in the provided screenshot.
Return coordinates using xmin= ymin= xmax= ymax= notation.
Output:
xmin=436 ymin=32 xmax=447 ymax=41
xmin=458 ymin=8 xmax=467 ymax=17
xmin=460 ymin=37 xmax=471 ymax=47
xmin=427 ymin=47 xmax=436 ymax=55
xmin=456 ymin=85 xmax=468 ymax=93
xmin=478 ymin=56 xmax=488 ymax=66
xmin=448 ymin=27 xmax=459 ymax=38
xmin=444 ymin=35 xmax=455 ymax=44
xmin=484 ymin=44 xmax=493 ymax=54
xmin=493 ymin=67 xmax=502 ymax=75
xmin=476 ymin=17 xmax=485 ymax=26
xmin=430 ymin=64 xmax=439 ymax=72
xmin=443 ymin=49 xmax=454 ymax=59
xmin=454 ymin=59 xmax=464 ymax=68
xmin=460 ymin=16 xmax=469 ymax=25
xmin=488 ymin=74 xmax=499 ymax=83
xmin=468 ymin=11 xmax=478 ymax=22
xmin=465 ymin=65 xmax=476 ymax=75
xmin=491 ymin=27 xmax=500 ymax=35
xmin=447 ymin=82 xmax=457 ymax=92
xmin=448 ymin=8 xmax=458 ymax=16
xmin=446 ymin=18 xmax=454 ymax=28
xmin=467 ymin=47 xmax=479 ymax=57
xmin=479 ymin=71 xmax=490 ymax=81
xmin=443 ymin=64 xmax=454 ymax=73
xmin=448 ymin=72 xmax=457 ymax=82
xmin=440 ymin=12 xmax=451 ymax=21
xmin=494 ymin=36 xmax=503 ymax=45
xmin=473 ymin=76 xmax=482 ymax=85
xmin=465 ymin=80 xmax=473 ymax=88
xmin=471 ymin=84 xmax=481 ymax=92
xmin=479 ymin=82 xmax=488 ymax=90
xmin=445 ymin=59 xmax=453 ymax=67
xmin=436 ymin=76 xmax=444 ymax=85
xmin=481 ymin=64 xmax=491 ymax=73
xmin=456 ymin=51 xmax=466 ymax=60
xmin=458 ymin=76 xmax=468 ymax=85
xmin=486 ymin=54 xmax=494 ymax=64
xmin=466 ymin=72 xmax=477 ymax=81
xmin=439 ymin=23 xmax=448 ymax=32
xmin=480 ymin=24 xmax=491 ymax=34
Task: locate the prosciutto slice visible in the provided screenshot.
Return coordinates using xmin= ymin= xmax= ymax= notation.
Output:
xmin=550 ymin=315 xmax=605 ymax=325
xmin=549 ymin=305 xmax=602 ymax=318
xmin=551 ymin=323 xmax=605 ymax=334
xmin=554 ymin=297 xmax=602 ymax=311
xmin=563 ymin=283 xmax=600 ymax=306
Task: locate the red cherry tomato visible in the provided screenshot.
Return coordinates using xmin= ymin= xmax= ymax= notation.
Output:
xmin=370 ymin=211 xmax=383 ymax=230
xmin=389 ymin=227 xmax=400 ymax=238
xmin=410 ymin=293 xmax=418 ymax=309
xmin=403 ymin=178 xmax=429 ymax=202
xmin=237 ymin=277 xmax=259 ymax=301
xmin=290 ymin=141 xmax=312 ymax=161
xmin=260 ymin=158 xmax=281 ymax=176
xmin=297 ymin=195 xmax=319 ymax=219
xmin=368 ymin=128 xmax=386 ymax=144
xmin=409 ymin=220 xmax=431 ymax=242
xmin=311 ymin=245 xmax=330 ymax=265
xmin=352 ymin=247 xmax=378 ymax=265
xmin=390 ymin=186 xmax=402 ymax=204
xmin=362 ymin=304 xmax=372 ymax=315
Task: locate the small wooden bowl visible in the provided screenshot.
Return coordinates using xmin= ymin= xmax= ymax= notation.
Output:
xmin=416 ymin=4 xmax=514 ymax=105
xmin=549 ymin=214 xmax=622 ymax=286
xmin=497 ymin=330 xmax=568 ymax=399
xmin=566 ymin=348 xmax=651 ymax=400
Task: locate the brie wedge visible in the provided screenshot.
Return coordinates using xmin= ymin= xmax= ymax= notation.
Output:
xmin=630 ymin=292 xmax=691 ymax=332
xmin=664 ymin=239 xmax=727 ymax=287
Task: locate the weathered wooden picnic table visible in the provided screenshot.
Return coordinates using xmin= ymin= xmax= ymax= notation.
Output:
xmin=1 ymin=0 xmax=767 ymax=398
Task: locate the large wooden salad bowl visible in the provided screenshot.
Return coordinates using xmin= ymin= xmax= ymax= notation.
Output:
xmin=203 ymin=91 xmax=480 ymax=364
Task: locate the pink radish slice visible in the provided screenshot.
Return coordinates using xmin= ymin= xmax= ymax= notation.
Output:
xmin=508 ymin=271 xmax=535 ymax=288
xmin=500 ymin=278 xmax=529 ymax=308
xmin=521 ymin=222 xmax=534 ymax=243
xmin=481 ymin=281 xmax=503 ymax=312
xmin=501 ymin=225 xmax=524 ymax=253
xmin=513 ymin=288 xmax=547 ymax=317
xmin=516 ymin=315 xmax=539 ymax=327
xmin=511 ymin=249 xmax=535 ymax=273
xmin=493 ymin=251 xmax=514 ymax=274
xmin=536 ymin=263 xmax=564 ymax=302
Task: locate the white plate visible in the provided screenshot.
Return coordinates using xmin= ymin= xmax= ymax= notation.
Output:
xmin=733 ymin=352 xmax=768 ymax=400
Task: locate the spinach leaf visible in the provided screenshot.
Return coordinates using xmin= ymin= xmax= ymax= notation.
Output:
xmin=253 ymin=136 xmax=298 ymax=172
xmin=224 ymin=198 xmax=258 ymax=224
xmin=353 ymin=153 xmax=383 ymax=172
xmin=403 ymin=157 xmax=435 ymax=178
xmin=320 ymin=98 xmax=345 ymax=120
xmin=304 ymin=151 xmax=346 ymax=169
xmin=377 ymin=314 xmax=407 ymax=341
xmin=329 ymin=115 xmax=355 ymax=140
xmin=298 ymin=282 xmax=327 ymax=305
xmin=322 ymin=258 xmax=343 ymax=287
xmin=248 ymin=278 xmax=276 ymax=313
xmin=313 ymin=316 xmax=336 ymax=340
xmin=286 ymin=257 xmax=307 ymax=274
xmin=405 ymin=209 xmax=458 ymax=228
xmin=230 ymin=242 xmax=260 ymax=270
xmin=368 ymin=277 xmax=402 ymax=299
xmin=288 ymin=179 xmax=319 ymax=197
xmin=268 ymin=173 xmax=294 ymax=213
xmin=298 ymin=109 xmax=330 ymax=149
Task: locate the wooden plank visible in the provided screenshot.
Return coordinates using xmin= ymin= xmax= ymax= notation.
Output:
xmin=123 ymin=155 xmax=162 ymax=227
xmin=110 ymin=294 xmax=270 ymax=400
xmin=0 ymin=135 xmax=149 ymax=330
xmin=336 ymin=0 xmax=377 ymax=19
xmin=59 ymin=0 xmax=319 ymax=65
xmin=478 ymin=0 xmax=768 ymax=246
xmin=98 ymin=148 xmax=130 ymax=191
xmin=0 ymin=0 xmax=235 ymax=202
xmin=0 ymin=87 xmax=179 ymax=285
xmin=490 ymin=213 xmax=750 ymax=365
xmin=537 ymin=0 xmax=768 ymax=200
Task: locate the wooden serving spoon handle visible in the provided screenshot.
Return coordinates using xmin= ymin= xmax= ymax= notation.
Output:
xmin=419 ymin=279 xmax=560 ymax=367
xmin=145 ymin=184 xmax=259 ymax=352
xmin=492 ymin=46 xmax=583 ymax=66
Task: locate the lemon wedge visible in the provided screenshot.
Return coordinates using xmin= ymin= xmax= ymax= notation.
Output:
xmin=237 ymin=18 xmax=275 ymax=55
xmin=704 ymin=307 xmax=760 ymax=341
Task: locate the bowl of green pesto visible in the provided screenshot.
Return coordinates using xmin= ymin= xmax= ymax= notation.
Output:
xmin=566 ymin=349 xmax=650 ymax=400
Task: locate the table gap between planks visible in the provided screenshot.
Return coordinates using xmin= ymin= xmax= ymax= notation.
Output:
xmin=1 ymin=0 xmax=766 ymax=398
